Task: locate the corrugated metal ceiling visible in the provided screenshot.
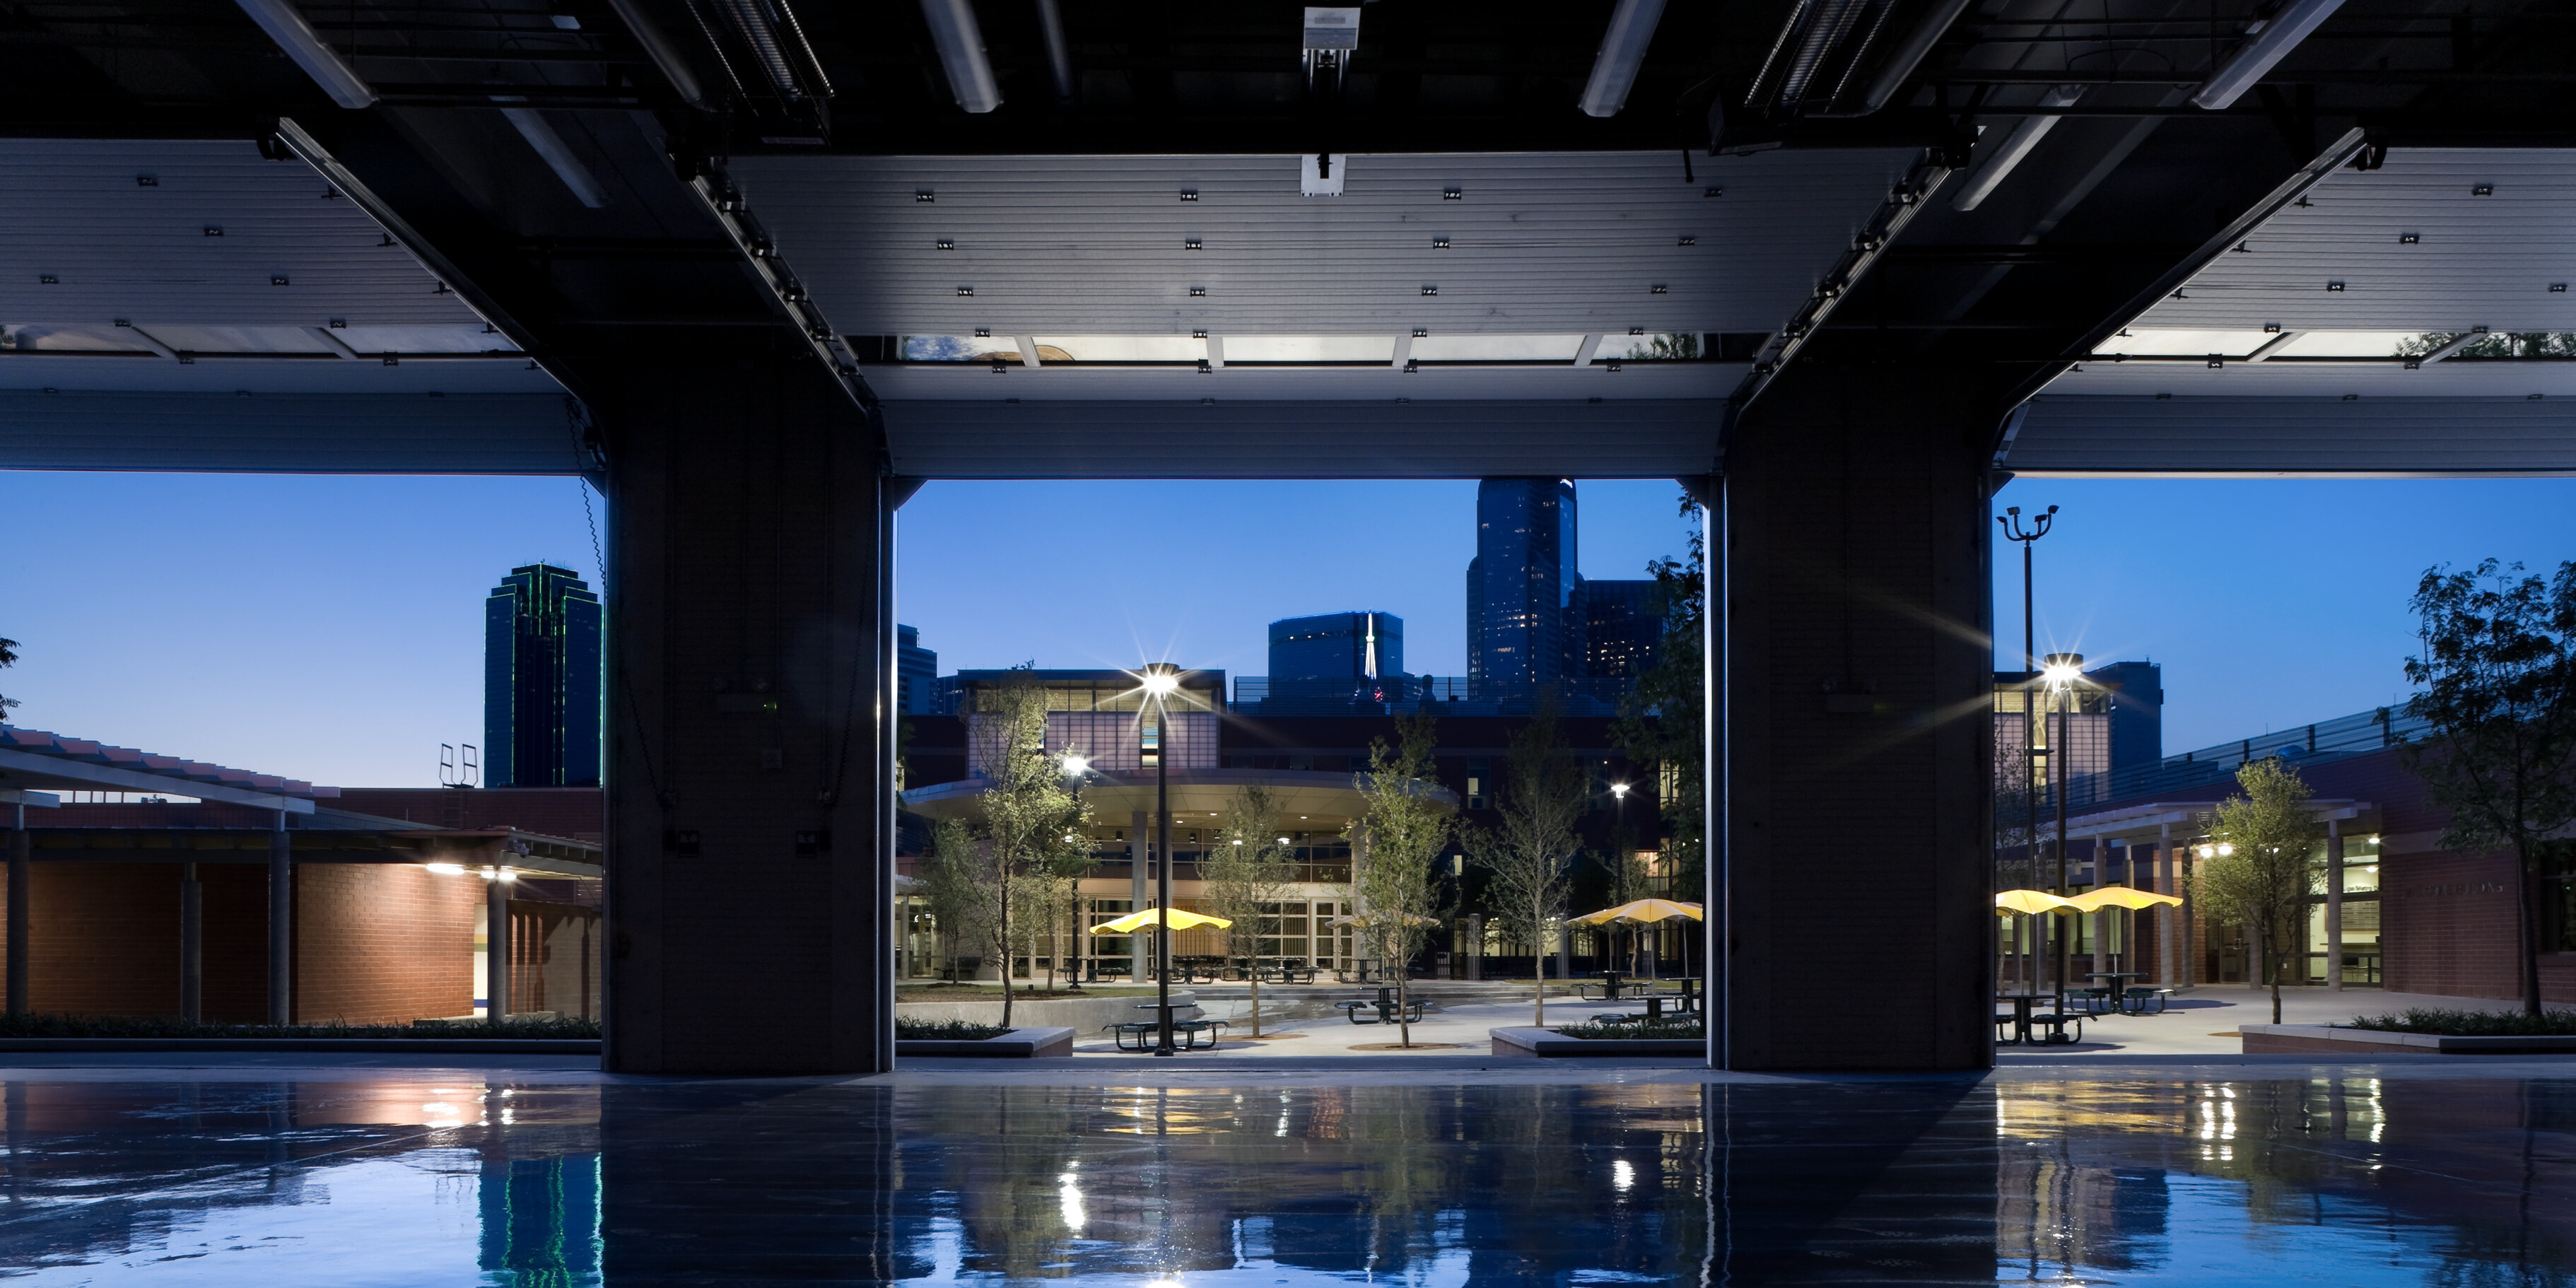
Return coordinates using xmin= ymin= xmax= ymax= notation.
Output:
xmin=2008 ymin=396 xmax=2576 ymax=476
xmin=730 ymin=149 xmax=1916 ymax=338
xmin=0 ymin=139 xmax=502 ymax=329
xmin=2120 ymin=148 xmax=2576 ymax=333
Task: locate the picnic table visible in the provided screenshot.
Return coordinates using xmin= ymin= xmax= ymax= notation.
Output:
xmin=2084 ymin=972 xmax=2144 ymax=1014
xmin=1334 ymin=986 xmax=1432 ymax=1025
xmin=1108 ymin=1003 xmax=1226 ymax=1050
xmin=1576 ymin=971 xmax=1639 ymax=1001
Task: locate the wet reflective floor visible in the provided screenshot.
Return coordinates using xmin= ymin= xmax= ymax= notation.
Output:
xmin=0 ymin=1065 xmax=2569 ymax=1284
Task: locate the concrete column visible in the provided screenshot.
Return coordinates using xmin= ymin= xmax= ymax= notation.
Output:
xmin=180 ymin=862 xmax=202 ymax=1022
xmin=2325 ymin=818 xmax=2343 ymax=991
xmin=6 ymin=804 xmax=25 ymax=1017
xmin=1721 ymin=373 xmax=1993 ymax=1070
xmin=1129 ymin=809 xmax=1149 ymax=980
xmin=488 ymin=870 xmax=511 ymax=1022
xmin=267 ymin=809 xmax=291 ymax=1025
xmin=2156 ymin=824 xmax=2174 ymax=988
xmin=602 ymin=358 xmax=897 ymax=1075
xmin=2092 ymin=841 xmax=2109 ymax=980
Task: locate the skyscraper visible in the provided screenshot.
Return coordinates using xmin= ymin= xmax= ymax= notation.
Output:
xmin=484 ymin=563 xmax=602 ymax=788
xmin=1583 ymin=578 xmax=1662 ymax=678
xmin=897 ymin=624 xmax=939 ymax=715
xmin=1268 ymin=611 xmax=1404 ymax=683
xmin=1467 ymin=478 xmax=1583 ymax=693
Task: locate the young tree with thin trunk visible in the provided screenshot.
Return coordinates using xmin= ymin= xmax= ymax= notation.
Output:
xmin=923 ymin=818 xmax=985 ymax=980
xmin=1465 ymin=707 xmax=1585 ymax=1026
xmin=1204 ymin=785 xmax=1299 ymax=1036
xmin=961 ymin=670 xmax=1086 ymax=1027
xmin=1352 ymin=713 xmax=1450 ymax=1047
xmin=2191 ymin=759 xmax=2323 ymax=1024
xmin=2401 ymin=558 xmax=2576 ymax=1018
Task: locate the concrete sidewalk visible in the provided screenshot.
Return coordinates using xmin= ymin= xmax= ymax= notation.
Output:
xmin=1068 ymin=984 xmax=1669 ymax=1058
xmin=1997 ymin=986 xmax=2531 ymax=1059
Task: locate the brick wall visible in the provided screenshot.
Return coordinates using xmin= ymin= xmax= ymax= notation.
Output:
xmin=330 ymin=788 xmax=602 ymax=843
xmin=293 ymin=864 xmax=483 ymax=1024
xmin=0 ymin=864 xmax=178 ymax=1015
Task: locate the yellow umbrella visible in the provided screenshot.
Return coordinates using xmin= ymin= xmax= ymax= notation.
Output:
xmin=1088 ymin=907 xmax=1233 ymax=934
xmin=1567 ymin=898 xmax=1704 ymax=927
xmin=2063 ymin=885 xmax=2182 ymax=912
xmin=1994 ymin=889 xmax=2083 ymax=915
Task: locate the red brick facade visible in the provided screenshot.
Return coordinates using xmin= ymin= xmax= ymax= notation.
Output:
xmin=293 ymin=864 xmax=485 ymax=1024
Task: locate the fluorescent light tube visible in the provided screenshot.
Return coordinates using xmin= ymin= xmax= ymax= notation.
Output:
xmin=232 ymin=0 xmax=376 ymax=109
xmin=2191 ymin=0 xmax=2350 ymax=110
xmin=1579 ymin=0 xmax=1669 ymax=118
xmin=920 ymin=0 xmax=1002 ymax=113
xmin=1950 ymin=85 xmax=2083 ymax=211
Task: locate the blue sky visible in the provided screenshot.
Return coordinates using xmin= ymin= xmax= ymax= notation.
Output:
xmin=2 ymin=472 xmax=2568 ymax=786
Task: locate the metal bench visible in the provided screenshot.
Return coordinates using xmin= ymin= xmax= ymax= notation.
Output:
xmin=2027 ymin=1012 xmax=2085 ymax=1045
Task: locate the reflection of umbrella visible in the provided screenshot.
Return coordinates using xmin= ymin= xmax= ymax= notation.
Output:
xmin=1568 ymin=898 xmax=1704 ymax=927
xmin=1325 ymin=911 xmax=1440 ymax=928
xmin=2063 ymin=886 xmax=2182 ymax=912
xmin=1994 ymin=889 xmax=2083 ymax=915
xmin=1089 ymin=907 xmax=1233 ymax=934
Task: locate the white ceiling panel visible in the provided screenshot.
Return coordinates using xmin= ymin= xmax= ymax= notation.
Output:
xmin=0 ymin=139 xmax=499 ymax=330
xmin=2121 ymin=148 xmax=2576 ymax=333
xmin=727 ymin=149 xmax=1916 ymax=339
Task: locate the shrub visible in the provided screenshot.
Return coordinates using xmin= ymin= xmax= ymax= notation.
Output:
xmin=0 ymin=1013 xmax=600 ymax=1039
xmin=894 ymin=1019 xmax=1010 ymax=1041
xmin=1553 ymin=1017 xmax=1705 ymax=1041
xmin=2345 ymin=1007 xmax=2576 ymax=1037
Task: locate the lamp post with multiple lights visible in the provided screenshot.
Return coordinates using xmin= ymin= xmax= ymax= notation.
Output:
xmin=1140 ymin=664 xmax=1181 ymax=1056
xmin=1998 ymin=503 xmax=2056 ymax=993
xmin=2042 ymin=652 xmax=2084 ymax=1000
xmin=1060 ymin=752 xmax=1091 ymax=991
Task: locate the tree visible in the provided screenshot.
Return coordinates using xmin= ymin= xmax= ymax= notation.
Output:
xmin=2191 ymin=759 xmax=2323 ymax=1024
xmin=1204 ymin=785 xmax=1299 ymax=1036
xmin=922 ymin=817 xmax=986 ymax=980
xmin=1352 ymin=712 xmax=1451 ymax=1047
xmin=2400 ymin=558 xmax=2576 ymax=1017
xmin=1612 ymin=492 xmax=1704 ymax=900
xmin=1463 ymin=706 xmax=1585 ymax=1024
xmin=0 ymin=636 xmax=18 ymax=720
xmin=959 ymin=670 xmax=1087 ymax=1026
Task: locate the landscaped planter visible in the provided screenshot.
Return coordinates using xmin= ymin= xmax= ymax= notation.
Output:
xmin=896 ymin=991 xmax=1196 ymax=1036
xmin=0 ymin=1037 xmax=599 ymax=1054
xmin=2241 ymin=1024 xmax=2576 ymax=1055
xmin=1489 ymin=1026 xmax=1705 ymax=1058
xmin=896 ymin=1026 xmax=1076 ymax=1058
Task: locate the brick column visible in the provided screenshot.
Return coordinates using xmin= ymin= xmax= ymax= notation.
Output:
xmin=6 ymin=803 xmax=25 ymax=1017
xmin=180 ymin=862 xmax=202 ymax=1022
xmin=602 ymin=358 xmax=896 ymax=1075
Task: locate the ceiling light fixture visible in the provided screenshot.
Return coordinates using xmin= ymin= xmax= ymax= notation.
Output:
xmin=1578 ymin=0 xmax=1668 ymax=117
xmin=230 ymin=0 xmax=377 ymax=108
xmin=918 ymin=0 xmax=1001 ymax=112
xmin=2191 ymin=0 xmax=2351 ymax=109
xmin=1951 ymin=85 xmax=2083 ymax=211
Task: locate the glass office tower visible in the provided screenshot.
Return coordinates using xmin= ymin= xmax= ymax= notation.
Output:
xmin=1268 ymin=611 xmax=1404 ymax=682
xmin=484 ymin=563 xmax=603 ymax=788
xmin=1583 ymin=578 xmax=1661 ymax=678
xmin=1467 ymin=477 xmax=1583 ymax=694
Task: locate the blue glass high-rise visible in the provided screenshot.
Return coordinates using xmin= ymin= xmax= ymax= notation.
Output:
xmin=1467 ymin=478 xmax=1583 ymax=696
xmin=484 ymin=563 xmax=602 ymax=788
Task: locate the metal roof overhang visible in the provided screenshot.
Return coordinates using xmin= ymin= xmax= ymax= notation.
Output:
xmin=2003 ymin=148 xmax=2576 ymax=476
xmin=0 ymin=745 xmax=317 ymax=814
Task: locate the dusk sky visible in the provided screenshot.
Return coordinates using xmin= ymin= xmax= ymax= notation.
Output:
xmin=4 ymin=472 xmax=2570 ymax=788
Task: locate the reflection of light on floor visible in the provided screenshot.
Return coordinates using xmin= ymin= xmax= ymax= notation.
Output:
xmin=1057 ymin=1171 xmax=1085 ymax=1231
xmin=1612 ymin=1158 xmax=1634 ymax=1193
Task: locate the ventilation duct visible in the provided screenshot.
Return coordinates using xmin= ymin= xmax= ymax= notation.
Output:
xmin=694 ymin=0 xmax=831 ymax=103
xmin=2191 ymin=0 xmax=2350 ymax=108
xmin=1035 ymin=0 xmax=1075 ymax=103
xmin=231 ymin=0 xmax=376 ymax=108
xmin=1949 ymin=85 xmax=2083 ymax=211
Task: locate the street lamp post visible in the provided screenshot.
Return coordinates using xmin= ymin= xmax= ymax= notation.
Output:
xmin=1060 ymin=753 xmax=1090 ymax=992
xmin=1142 ymin=665 xmax=1180 ymax=1056
xmin=2043 ymin=652 xmax=2084 ymax=1003
xmin=1998 ymin=503 xmax=2056 ymax=993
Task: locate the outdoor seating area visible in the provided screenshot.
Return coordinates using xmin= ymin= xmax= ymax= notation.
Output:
xmin=1104 ymin=1016 xmax=1229 ymax=1050
xmin=1335 ymin=988 xmax=1435 ymax=1025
